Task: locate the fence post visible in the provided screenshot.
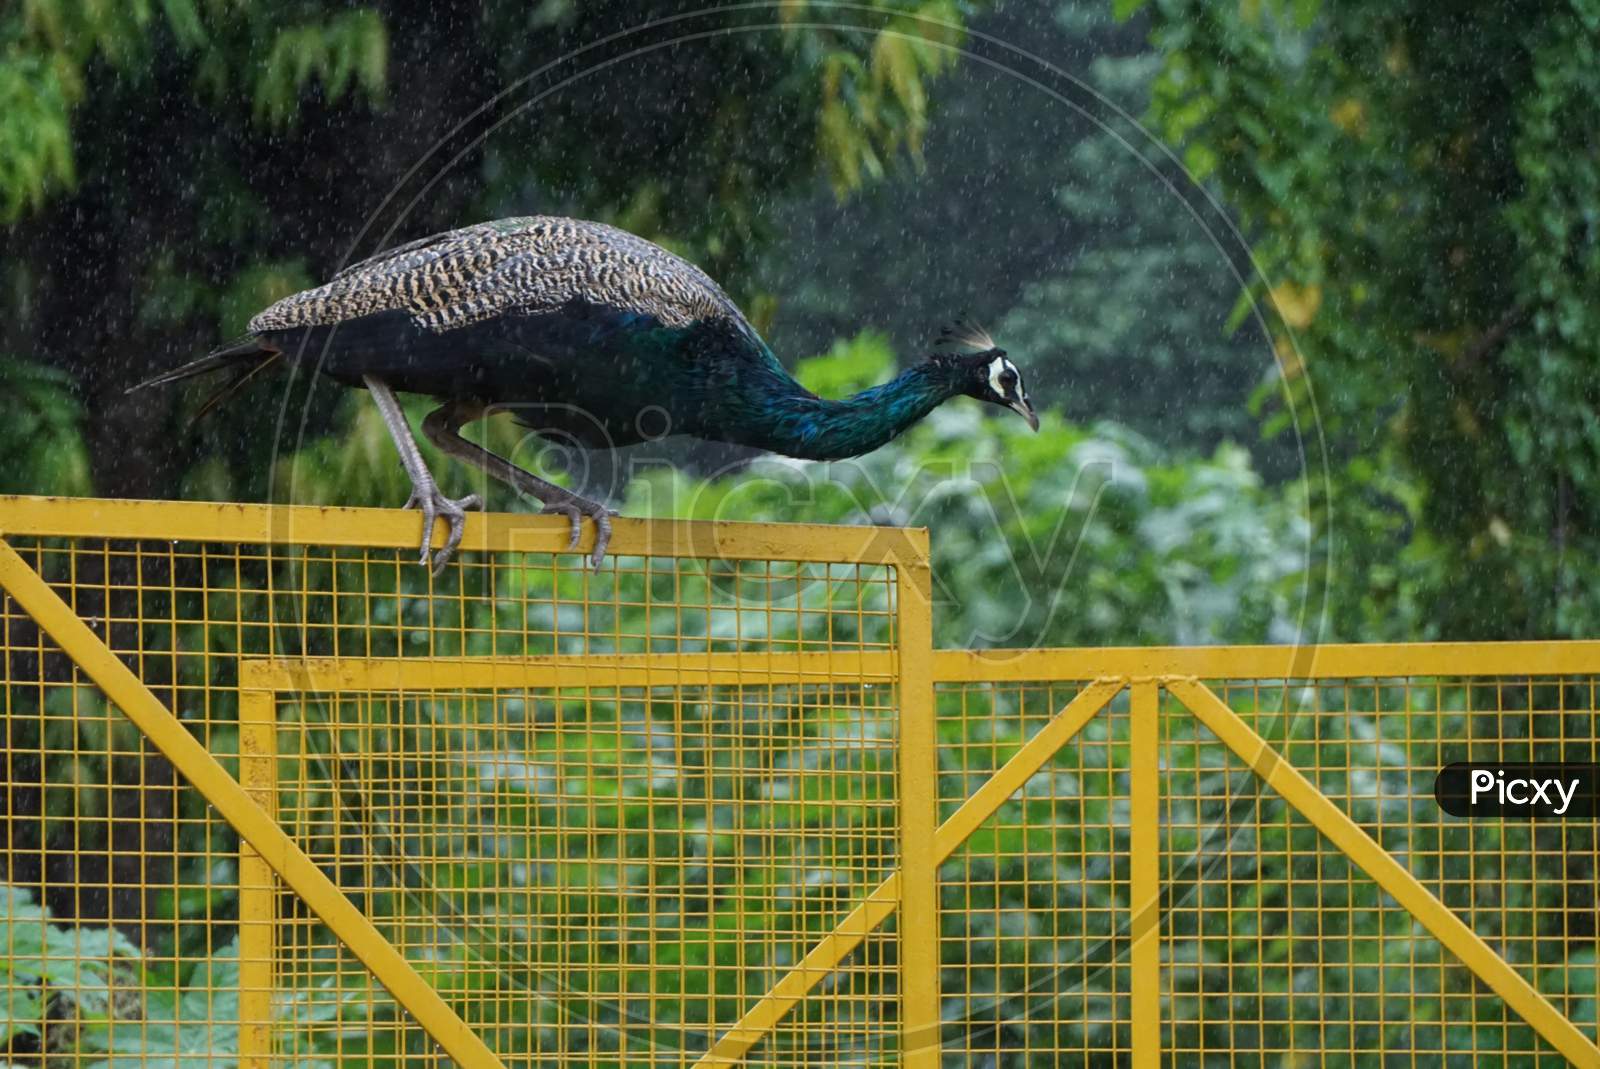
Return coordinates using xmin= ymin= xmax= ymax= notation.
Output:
xmin=238 ymin=685 xmax=276 ymax=1069
xmin=1129 ymin=681 xmax=1161 ymax=1069
xmin=896 ymin=542 xmax=940 ymax=1068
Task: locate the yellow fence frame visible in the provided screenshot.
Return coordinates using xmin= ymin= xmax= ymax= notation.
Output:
xmin=3 ymin=495 xmax=1599 ymax=1066
xmin=0 ymin=495 xmax=935 ymax=1069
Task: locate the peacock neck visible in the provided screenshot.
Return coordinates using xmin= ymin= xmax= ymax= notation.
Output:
xmin=736 ymin=359 xmax=961 ymax=461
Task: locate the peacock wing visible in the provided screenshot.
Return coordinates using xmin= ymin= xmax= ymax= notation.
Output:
xmin=251 ymin=217 xmax=748 ymax=335
xmin=250 ymin=218 xmax=540 ymax=334
xmin=473 ymin=222 xmax=743 ymax=326
xmin=246 ymin=216 xmax=781 ymax=392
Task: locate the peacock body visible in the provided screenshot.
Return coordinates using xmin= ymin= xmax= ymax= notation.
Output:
xmin=138 ymin=216 xmax=1037 ymax=567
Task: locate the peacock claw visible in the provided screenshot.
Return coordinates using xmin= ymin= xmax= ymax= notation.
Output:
xmin=539 ymin=497 xmax=617 ymax=569
xmin=403 ymin=482 xmax=482 ymax=576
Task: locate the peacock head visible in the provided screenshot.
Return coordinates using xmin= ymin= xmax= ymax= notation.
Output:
xmin=934 ymin=319 xmax=1039 ymax=432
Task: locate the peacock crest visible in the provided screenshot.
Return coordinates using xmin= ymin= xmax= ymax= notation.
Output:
xmin=934 ymin=316 xmax=998 ymax=353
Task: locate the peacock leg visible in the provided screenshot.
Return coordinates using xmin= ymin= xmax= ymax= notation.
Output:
xmin=362 ymin=375 xmax=482 ymax=575
xmin=421 ymin=400 xmax=616 ymax=568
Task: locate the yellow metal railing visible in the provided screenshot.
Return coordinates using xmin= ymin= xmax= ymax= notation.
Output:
xmin=2 ymin=495 xmax=1598 ymax=1068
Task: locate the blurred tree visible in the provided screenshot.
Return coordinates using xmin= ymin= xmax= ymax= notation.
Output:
xmin=0 ymin=0 xmax=969 ymax=500
xmin=1130 ymin=0 xmax=1600 ymax=638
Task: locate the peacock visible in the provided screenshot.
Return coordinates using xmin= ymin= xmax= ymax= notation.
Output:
xmin=135 ymin=216 xmax=1038 ymax=569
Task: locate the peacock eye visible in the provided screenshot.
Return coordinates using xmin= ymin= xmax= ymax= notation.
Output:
xmin=1000 ymin=372 xmax=1017 ymax=389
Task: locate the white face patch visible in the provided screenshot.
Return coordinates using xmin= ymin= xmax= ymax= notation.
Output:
xmin=987 ymin=356 xmax=1020 ymax=399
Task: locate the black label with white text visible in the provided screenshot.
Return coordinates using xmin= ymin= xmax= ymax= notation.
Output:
xmin=1434 ymin=763 xmax=1600 ymax=819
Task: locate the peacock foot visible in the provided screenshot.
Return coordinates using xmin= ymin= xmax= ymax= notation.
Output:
xmin=538 ymin=492 xmax=618 ymax=569
xmin=403 ymin=480 xmax=483 ymax=576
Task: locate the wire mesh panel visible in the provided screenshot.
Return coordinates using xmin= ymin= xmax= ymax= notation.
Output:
xmin=265 ymin=680 xmax=903 ymax=1068
xmin=1162 ymin=676 xmax=1600 ymax=1067
xmin=1 ymin=540 xmax=258 ymax=1069
xmin=930 ymin=652 xmax=1600 ymax=1068
xmin=0 ymin=500 xmax=921 ymax=1069
xmin=933 ymin=681 xmax=1132 ymax=1066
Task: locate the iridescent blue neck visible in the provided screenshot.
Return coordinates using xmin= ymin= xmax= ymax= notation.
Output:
xmin=732 ymin=359 xmax=963 ymax=461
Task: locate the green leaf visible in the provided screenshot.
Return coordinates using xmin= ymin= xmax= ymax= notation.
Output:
xmin=159 ymin=0 xmax=206 ymax=49
xmin=0 ymin=983 xmax=43 ymax=1042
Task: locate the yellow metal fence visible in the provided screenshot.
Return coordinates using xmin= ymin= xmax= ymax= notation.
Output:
xmin=1 ymin=495 xmax=1596 ymax=1068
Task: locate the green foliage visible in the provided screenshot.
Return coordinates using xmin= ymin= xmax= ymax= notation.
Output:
xmin=0 ymin=0 xmax=967 ymax=229
xmin=0 ymin=3 xmax=390 ymax=214
xmin=0 ymin=884 xmax=142 ymax=1046
xmin=19 ymin=0 xmax=193 ymax=64
xmin=1504 ymin=6 xmax=1600 ymax=636
xmin=76 ymin=946 xmax=248 ymax=1069
xmin=803 ymin=0 xmax=968 ymax=194
xmin=0 ymin=884 xmax=387 ymax=1068
xmin=252 ymin=10 xmax=388 ymax=128
xmin=0 ymin=50 xmax=76 ymax=221
xmin=73 ymin=941 xmax=373 ymax=1069
xmin=0 ymin=359 xmax=92 ymax=495
xmin=1138 ymin=0 xmax=1600 ymax=638
xmin=793 ymin=329 xmax=896 ymax=395
xmin=996 ymin=101 xmax=1268 ymax=449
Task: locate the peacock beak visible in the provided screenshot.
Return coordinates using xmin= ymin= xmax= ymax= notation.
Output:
xmin=1010 ymin=396 xmax=1039 ymax=432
